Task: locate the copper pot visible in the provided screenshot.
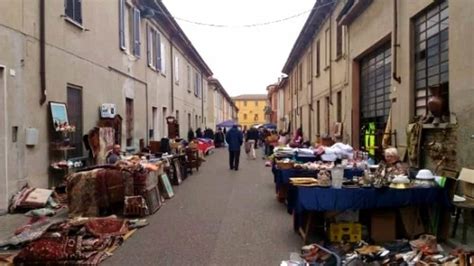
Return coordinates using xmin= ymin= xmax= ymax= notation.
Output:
xmin=427 ymin=85 xmax=444 ymax=117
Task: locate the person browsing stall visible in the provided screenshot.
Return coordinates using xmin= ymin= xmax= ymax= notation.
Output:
xmin=106 ymin=144 xmax=122 ymax=164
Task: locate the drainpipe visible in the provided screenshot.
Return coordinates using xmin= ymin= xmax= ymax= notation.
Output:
xmin=309 ymin=46 xmax=314 ymax=141
xmin=170 ymin=36 xmax=175 ymax=112
xmin=392 ymin=0 xmax=401 ymax=83
xmin=201 ymin=74 xmax=204 ymax=125
xmin=39 ymin=0 xmax=46 ymax=105
xmin=329 ymin=12 xmax=333 ymax=105
xmin=328 ymin=12 xmax=333 ymax=135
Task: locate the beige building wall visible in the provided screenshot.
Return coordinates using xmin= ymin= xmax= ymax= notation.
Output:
xmin=282 ymin=0 xmax=473 ymax=169
xmin=285 ymin=0 xmax=351 ymax=142
xmin=345 ymin=0 xmax=473 ymax=167
xmin=0 ymin=0 xmax=214 ymax=208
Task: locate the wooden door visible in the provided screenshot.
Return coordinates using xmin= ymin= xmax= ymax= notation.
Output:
xmin=67 ymin=86 xmax=83 ymax=158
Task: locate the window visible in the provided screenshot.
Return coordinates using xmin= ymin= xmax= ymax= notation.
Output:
xmin=359 ymin=42 xmax=392 ymax=155
xmin=119 ymin=0 xmax=125 ymax=50
xmin=243 ymin=113 xmax=248 ymax=120
xmin=126 ymin=98 xmax=134 ymax=147
xmin=337 ymin=91 xmax=342 ymax=122
xmin=65 ymin=0 xmax=82 ymax=24
xmin=187 ymin=65 xmax=191 ymax=92
xmin=244 ymin=100 xmax=247 ymax=107
xmin=336 ymin=24 xmax=343 ymax=58
xmin=127 ymin=6 xmax=140 ymax=57
xmin=325 ymin=28 xmax=330 ymax=68
xmin=254 ymin=114 xmax=258 ymax=122
xmin=195 ymin=115 xmax=198 ymax=129
xmin=147 ymin=26 xmax=163 ymax=71
xmin=174 ymin=56 xmax=180 ymax=84
xmin=316 ymin=40 xmax=320 ymax=76
xmin=67 ymin=85 xmax=83 ymax=158
xmin=414 ymin=0 xmax=449 ymax=117
xmin=307 ymin=49 xmax=312 ymax=82
xmin=298 ymin=63 xmax=303 ymax=90
xmin=188 ymin=113 xmax=191 ymax=129
xmin=159 ymin=41 xmax=166 ymax=73
xmin=162 ymin=107 xmax=167 ymax=138
xmin=176 ymin=110 xmax=179 ymax=123
xmin=194 ymin=72 xmax=201 ymax=97
xmin=360 ymin=42 xmax=391 ymax=122
xmin=152 ymin=107 xmax=157 ymax=140
xmin=255 ymin=101 xmax=258 ymax=107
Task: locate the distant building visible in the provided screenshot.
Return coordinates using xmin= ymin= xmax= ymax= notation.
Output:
xmin=233 ymin=94 xmax=267 ymax=129
xmin=208 ymin=78 xmax=238 ymax=129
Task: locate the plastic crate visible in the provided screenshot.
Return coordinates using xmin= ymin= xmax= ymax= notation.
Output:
xmin=329 ymin=223 xmax=362 ymax=243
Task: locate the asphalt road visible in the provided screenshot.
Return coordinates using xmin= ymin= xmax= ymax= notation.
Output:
xmin=105 ymin=148 xmax=301 ymax=265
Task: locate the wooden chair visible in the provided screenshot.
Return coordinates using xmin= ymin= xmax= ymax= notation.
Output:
xmin=450 ymin=168 xmax=474 ymax=244
xmin=185 ymin=148 xmax=200 ymax=174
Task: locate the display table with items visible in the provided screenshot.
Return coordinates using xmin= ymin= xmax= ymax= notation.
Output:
xmin=286 ymin=168 xmax=452 ymax=244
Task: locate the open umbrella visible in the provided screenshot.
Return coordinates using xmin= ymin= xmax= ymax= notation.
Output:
xmin=216 ymin=119 xmax=237 ymax=128
xmin=262 ymin=123 xmax=277 ymax=130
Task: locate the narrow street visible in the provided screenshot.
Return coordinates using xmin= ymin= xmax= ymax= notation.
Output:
xmin=105 ymin=148 xmax=301 ymax=265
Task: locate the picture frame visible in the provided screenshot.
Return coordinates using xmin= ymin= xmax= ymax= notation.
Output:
xmin=160 ymin=174 xmax=174 ymax=199
xmin=144 ymin=185 xmax=162 ymax=214
xmin=173 ymin=158 xmax=183 ymax=185
xmin=49 ymin=101 xmax=69 ymax=131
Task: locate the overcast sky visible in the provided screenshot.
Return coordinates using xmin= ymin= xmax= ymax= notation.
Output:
xmin=162 ymin=0 xmax=315 ymax=97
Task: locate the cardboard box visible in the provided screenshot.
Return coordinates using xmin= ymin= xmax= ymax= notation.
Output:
xmin=371 ymin=211 xmax=396 ymax=243
xmin=459 ymin=168 xmax=474 ymax=199
xmin=399 ymin=206 xmax=425 ymax=239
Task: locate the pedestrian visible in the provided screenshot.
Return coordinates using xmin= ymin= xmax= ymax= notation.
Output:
xmin=187 ymin=128 xmax=195 ymax=142
xmin=214 ymin=127 xmax=225 ymax=148
xmin=225 ymin=124 xmax=243 ymax=171
xmin=245 ymin=126 xmax=258 ymax=159
xmin=106 ymin=144 xmax=122 ymax=164
xmin=196 ymin=128 xmax=203 ymax=138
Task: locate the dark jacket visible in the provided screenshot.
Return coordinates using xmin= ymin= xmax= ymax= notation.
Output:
xmin=225 ymin=127 xmax=243 ymax=151
xmin=246 ymin=128 xmax=259 ymax=142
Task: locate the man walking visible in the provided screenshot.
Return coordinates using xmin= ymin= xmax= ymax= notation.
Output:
xmin=245 ymin=126 xmax=258 ymax=159
xmin=225 ymin=125 xmax=243 ymax=171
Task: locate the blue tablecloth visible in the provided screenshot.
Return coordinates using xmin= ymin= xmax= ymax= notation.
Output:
xmin=288 ymin=186 xmax=450 ymax=214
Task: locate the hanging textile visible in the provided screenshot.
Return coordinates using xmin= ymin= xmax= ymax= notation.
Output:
xmin=407 ymin=122 xmax=423 ymax=168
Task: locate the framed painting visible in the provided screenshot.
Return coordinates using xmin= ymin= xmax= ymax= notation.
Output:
xmin=160 ymin=174 xmax=175 ymax=199
xmin=173 ymin=159 xmax=183 ymax=185
xmin=144 ymin=185 xmax=162 ymax=214
xmin=49 ymin=101 xmax=69 ymax=130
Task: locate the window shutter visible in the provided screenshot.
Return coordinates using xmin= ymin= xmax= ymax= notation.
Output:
xmin=75 ymin=0 xmax=82 ymax=24
xmin=155 ymin=32 xmax=161 ymax=70
xmin=147 ymin=25 xmax=151 ymax=66
xmin=133 ymin=8 xmax=141 ymax=57
xmin=119 ymin=0 xmax=125 ymax=50
xmin=175 ymin=57 xmax=179 ymax=82
xmin=161 ymin=42 xmax=166 ymax=73
xmin=65 ymin=0 xmax=73 ymax=18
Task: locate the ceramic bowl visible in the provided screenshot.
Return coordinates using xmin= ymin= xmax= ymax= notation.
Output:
xmin=414 ymin=179 xmax=437 ymax=187
xmin=416 ymin=169 xmax=434 ymax=180
xmin=389 ymin=182 xmax=411 ymax=189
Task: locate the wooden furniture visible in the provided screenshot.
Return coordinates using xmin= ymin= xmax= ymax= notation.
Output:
xmin=185 ymin=148 xmax=200 ymax=174
xmin=450 ymin=171 xmax=474 ymax=244
xmin=149 ymin=141 xmax=161 ymax=154
xmin=452 ymin=199 xmax=474 ymax=244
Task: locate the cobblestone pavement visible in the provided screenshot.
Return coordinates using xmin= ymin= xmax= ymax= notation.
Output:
xmin=105 ymin=148 xmax=301 ymax=265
